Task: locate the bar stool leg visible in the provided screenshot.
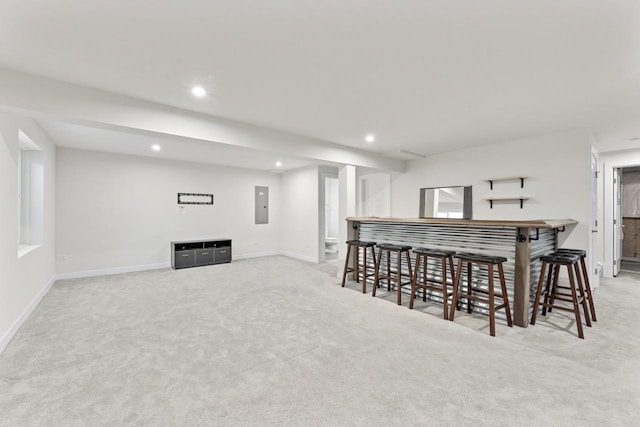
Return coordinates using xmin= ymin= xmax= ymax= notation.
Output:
xmin=409 ymin=254 xmax=420 ymax=309
xmin=449 ymin=258 xmax=463 ymax=321
xmin=580 ymin=257 xmax=597 ymax=321
xmin=385 ymin=250 xmax=391 ymax=292
xmin=355 ymin=246 xmax=360 ymax=283
xmin=449 ymin=256 xmax=459 ymax=310
xmin=369 ymin=246 xmax=378 ymax=291
xmin=567 ymin=265 xmax=585 ymax=339
xmin=543 ymin=264 xmax=558 ymax=316
xmin=498 ymin=262 xmax=513 ymax=327
xmin=396 ymin=250 xmax=403 ymax=305
xmin=531 ymin=261 xmax=548 ymax=325
xmin=341 ymin=244 xmax=352 ymax=288
xmin=441 ymin=256 xmax=449 ymax=320
xmin=488 ymin=264 xmax=496 ymax=337
xmin=422 ymin=256 xmax=427 ymax=302
xmin=373 ymin=247 xmax=383 ymax=297
xmin=362 ymin=247 xmax=368 ymax=293
xmin=466 ymin=261 xmax=473 ymax=313
xmin=573 ymin=262 xmax=591 ymax=327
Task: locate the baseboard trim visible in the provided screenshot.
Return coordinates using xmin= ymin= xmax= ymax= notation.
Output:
xmin=235 ymin=251 xmax=318 ymax=263
xmin=0 ymin=275 xmax=56 ymax=353
xmin=55 ymin=251 xmax=320 ymax=281
xmin=278 ymin=251 xmax=319 ymax=264
xmin=234 ymin=250 xmax=280 ymax=260
xmin=56 ymin=262 xmax=171 ymax=280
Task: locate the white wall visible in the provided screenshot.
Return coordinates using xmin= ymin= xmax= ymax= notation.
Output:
xmin=358 ymin=172 xmax=391 ymax=217
xmin=280 ymin=165 xmax=319 ymax=263
xmin=56 ymin=148 xmax=282 ymax=276
xmin=0 ymin=113 xmax=56 ymax=351
xmin=391 ymin=129 xmax=593 ymax=252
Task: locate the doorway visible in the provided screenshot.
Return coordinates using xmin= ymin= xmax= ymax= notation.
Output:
xmin=321 ymin=175 xmax=339 ymax=262
xmin=620 ymin=166 xmax=640 ymax=276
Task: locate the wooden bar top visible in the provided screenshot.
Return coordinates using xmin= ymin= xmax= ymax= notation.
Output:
xmin=346 ymin=217 xmax=577 ymax=229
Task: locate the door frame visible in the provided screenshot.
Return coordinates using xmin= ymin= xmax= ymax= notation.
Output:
xmin=602 ymin=152 xmax=640 ymax=277
xmin=613 ymin=168 xmax=622 ymax=276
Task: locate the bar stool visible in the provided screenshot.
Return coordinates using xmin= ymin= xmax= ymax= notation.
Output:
xmin=554 ymin=248 xmax=596 ymax=322
xmin=409 ymin=248 xmax=456 ymax=319
xmin=449 ymin=252 xmax=513 ymax=337
xmin=373 ymin=243 xmax=413 ymax=305
xmin=530 ymin=253 xmax=591 ymax=339
xmin=341 ymin=240 xmax=378 ymax=293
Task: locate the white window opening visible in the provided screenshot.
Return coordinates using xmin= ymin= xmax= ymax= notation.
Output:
xmin=17 ymin=130 xmax=44 ymax=257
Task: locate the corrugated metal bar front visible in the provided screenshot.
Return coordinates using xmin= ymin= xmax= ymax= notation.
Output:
xmin=529 ymin=228 xmax=558 ymax=304
xmin=356 ymin=222 xmax=556 ymax=319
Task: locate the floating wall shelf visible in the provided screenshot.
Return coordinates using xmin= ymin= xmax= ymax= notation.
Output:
xmin=484 ymin=176 xmax=527 ymax=190
xmin=485 ymin=197 xmax=530 ymax=209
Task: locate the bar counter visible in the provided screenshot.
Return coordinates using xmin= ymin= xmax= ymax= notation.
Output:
xmin=346 ymin=217 xmax=578 ymax=327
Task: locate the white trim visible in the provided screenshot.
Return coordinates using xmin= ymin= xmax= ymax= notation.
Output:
xmin=0 ymin=275 xmax=56 ymax=353
xmin=56 ymin=251 xmax=320 ymax=280
xmin=278 ymin=250 xmax=319 ymax=264
xmin=233 ymin=250 xmax=281 ymax=260
xmin=56 ymin=262 xmax=171 ymax=280
xmin=17 ymin=244 xmax=40 ymax=258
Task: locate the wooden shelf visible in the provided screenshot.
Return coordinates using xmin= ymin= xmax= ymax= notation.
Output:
xmin=484 ymin=197 xmax=530 ymax=209
xmin=485 ymin=177 xmax=527 ymax=189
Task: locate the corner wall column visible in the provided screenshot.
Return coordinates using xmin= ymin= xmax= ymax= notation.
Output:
xmin=337 ymin=165 xmax=357 ymax=279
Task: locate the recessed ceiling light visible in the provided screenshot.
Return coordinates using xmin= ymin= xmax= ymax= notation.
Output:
xmin=275 ymin=161 xmax=282 ymax=167
xmin=365 ymin=134 xmax=375 ymax=143
xmin=151 ymin=144 xmax=161 ymax=152
xmin=191 ymin=86 xmax=207 ymax=98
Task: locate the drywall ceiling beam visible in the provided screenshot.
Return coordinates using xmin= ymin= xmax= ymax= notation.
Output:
xmin=0 ymin=68 xmax=405 ymax=173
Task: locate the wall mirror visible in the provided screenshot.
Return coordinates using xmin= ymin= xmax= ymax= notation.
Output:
xmin=419 ymin=186 xmax=472 ymax=219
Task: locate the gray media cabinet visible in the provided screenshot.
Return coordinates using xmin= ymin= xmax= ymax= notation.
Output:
xmin=171 ymin=239 xmax=232 ymax=269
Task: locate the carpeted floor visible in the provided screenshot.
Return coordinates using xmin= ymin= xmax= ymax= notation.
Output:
xmin=1 ymin=255 xmax=639 ymax=426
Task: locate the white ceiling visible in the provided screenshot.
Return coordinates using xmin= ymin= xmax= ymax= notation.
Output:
xmin=1 ymin=0 xmax=640 ymax=166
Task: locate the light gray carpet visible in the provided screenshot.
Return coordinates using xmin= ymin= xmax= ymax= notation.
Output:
xmin=1 ymin=255 xmax=639 ymax=426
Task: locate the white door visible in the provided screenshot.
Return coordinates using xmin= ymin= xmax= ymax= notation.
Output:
xmin=590 ymin=152 xmax=599 ymax=285
xmin=613 ymin=168 xmax=622 ymax=276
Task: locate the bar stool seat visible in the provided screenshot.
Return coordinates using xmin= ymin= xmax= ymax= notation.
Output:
xmin=553 ymin=248 xmax=596 ymax=322
xmin=455 ymin=252 xmax=507 ymax=264
xmin=341 ymin=240 xmax=378 ymax=293
xmin=413 ymin=248 xmax=456 ymax=258
xmin=530 ymin=253 xmax=591 ymax=339
xmin=410 ymin=248 xmax=457 ymax=319
xmin=449 ymin=252 xmax=513 ymax=336
xmin=377 ymin=243 xmax=413 ymax=252
xmin=373 ymin=243 xmax=413 ymax=305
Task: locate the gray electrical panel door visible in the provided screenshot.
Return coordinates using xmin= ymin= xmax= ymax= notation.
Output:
xmin=255 ymin=186 xmax=269 ymax=224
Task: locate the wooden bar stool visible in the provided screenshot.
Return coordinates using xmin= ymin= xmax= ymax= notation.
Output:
xmin=449 ymin=252 xmax=513 ymax=337
xmin=530 ymin=253 xmax=591 ymax=339
xmin=373 ymin=243 xmax=413 ymax=305
xmin=409 ymin=248 xmax=456 ymax=319
xmin=341 ymin=240 xmax=378 ymax=293
xmin=554 ymin=248 xmax=596 ymax=322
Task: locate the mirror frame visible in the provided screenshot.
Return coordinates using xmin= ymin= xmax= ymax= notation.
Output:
xmin=419 ymin=186 xmax=472 ymax=219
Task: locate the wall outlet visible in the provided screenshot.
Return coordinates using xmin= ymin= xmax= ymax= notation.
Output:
xmin=56 ymin=254 xmax=68 ymax=260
